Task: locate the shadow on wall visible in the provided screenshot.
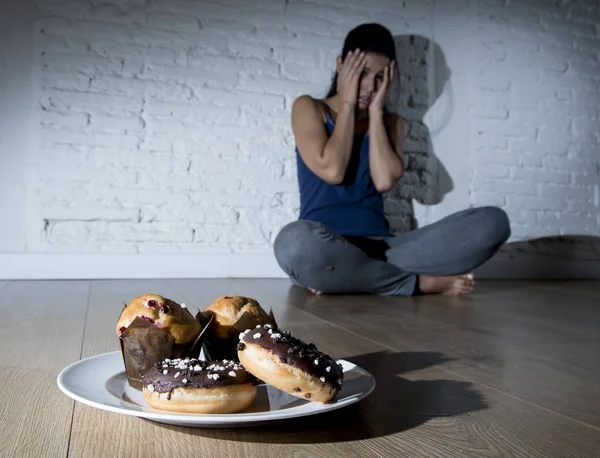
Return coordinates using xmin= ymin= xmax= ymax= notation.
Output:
xmin=385 ymin=34 xmax=454 ymax=233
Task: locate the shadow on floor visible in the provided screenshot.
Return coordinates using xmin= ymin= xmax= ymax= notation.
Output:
xmin=160 ymin=351 xmax=487 ymax=443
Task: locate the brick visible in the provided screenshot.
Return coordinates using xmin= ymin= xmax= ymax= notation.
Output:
xmin=88 ymin=114 xmax=143 ymax=134
xmin=41 ymin=71 xmax=91 ymax=92
xmin=474 ymin=192 xmax=507 ymax=207
xmin=573 ymin=172 xmax=600 ymax=186
xmin=90 ymin=75 xmax=192 ymax=103
xmin=512 ymin=168 xmax=571 ymax=185
xmin=41 ymin=52 xmax=124 ymax=77
xmin=40 ymin=129 xmax=142 ymax=150
xmin=40 ymin=90 xmax=141 ymax=116
xmin=42 ymin=166 xmax=138 ymax=186
xmin=96 ymin=222 xmax=193 ymax=243
xmin=147 ymin=12 xmax=202 ymax=34
xmin=40 ymin=111 xmax=89 ymax=130
xmin=39 ymin=34 xmax=88 ymax=54
xmin=537 ymin=212 xmax=597 ymax=228
xmin=539 ymin=184 xmax=593 ymax=200
xmin=476 ymin=180 xmax=538 ymax=196
xmin=40 ymin=204 xmax=139 ymax=221
xmin=505 ymin=210 xmax=537 ymax=226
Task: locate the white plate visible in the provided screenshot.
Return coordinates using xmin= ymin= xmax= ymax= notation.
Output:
xmin=57 ymin=351 xmax=375 ymax=428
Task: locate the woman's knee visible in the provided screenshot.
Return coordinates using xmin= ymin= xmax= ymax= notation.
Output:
xmin=273 ymin=220 xmax=330 ymax=272
xmin=478 ymin=206 xmax=511 ymax=246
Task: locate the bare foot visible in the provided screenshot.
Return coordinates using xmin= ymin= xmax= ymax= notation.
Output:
xmin=307 ymin=287 xmax=323 ymax=295
xmin=418 ymin=273 xmax=475 ymax=296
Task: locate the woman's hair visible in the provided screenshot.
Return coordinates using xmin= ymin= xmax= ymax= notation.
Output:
xmin=326 ymin=23 xmax=396 ymax=98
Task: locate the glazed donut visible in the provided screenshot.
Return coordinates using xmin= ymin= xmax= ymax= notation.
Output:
xmin=142 ymin=358 xmax=258 ymax=414
xmin=117 ymin=294 xmax=201 ymax=344
xmin=237 ymin=325 xmax=344 ymax=403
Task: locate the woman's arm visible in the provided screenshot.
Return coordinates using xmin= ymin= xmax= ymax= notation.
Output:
xmin=292 ymin=49 xmax=367 ymax=184
xmin=291 ymin=95 xmax=355 ymax=185
xmin=366 ymin=60 xmax=404 ymax=192
xmin=368 ymin=112 xmax=405 ymax=192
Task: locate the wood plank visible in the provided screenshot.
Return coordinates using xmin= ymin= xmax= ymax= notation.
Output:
xmin=0 ymin=280 xmax=90 ymax=458
xmin=284 ymin=280 xmax=600 ymax=427
xmin=67 ymin=280 xmax=600 ymax=458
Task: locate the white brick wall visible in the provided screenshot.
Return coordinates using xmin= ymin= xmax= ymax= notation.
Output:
xmin=469 ymin=0 xmax=600 ymax=242
xmin=1 ymin=0 xmax=599 ymax=277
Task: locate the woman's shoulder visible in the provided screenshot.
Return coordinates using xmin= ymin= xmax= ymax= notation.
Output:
xmin=292 ymin=95 xmax=328 ymax=124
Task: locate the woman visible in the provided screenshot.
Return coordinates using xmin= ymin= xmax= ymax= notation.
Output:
xmin=274 ymin=23 xmax=510 ymax=296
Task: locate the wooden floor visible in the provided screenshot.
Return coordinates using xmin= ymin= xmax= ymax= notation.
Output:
xmin=1 ymin=279 xmax=599 ymax=457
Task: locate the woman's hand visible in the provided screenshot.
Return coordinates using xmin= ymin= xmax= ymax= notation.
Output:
xmin=337 ymin=49 xmax=367 ymax=107
xmin=370 ymin=60 xmax=396 ymax=114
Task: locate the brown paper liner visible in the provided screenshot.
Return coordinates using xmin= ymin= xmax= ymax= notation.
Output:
xmin=198 ymin=308 xmax=278 ymax=361
xmin=119 ymin=316 xmax=208 ymax=390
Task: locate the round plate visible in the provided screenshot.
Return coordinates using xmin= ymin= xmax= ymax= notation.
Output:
xmin=57 ymin=351 xmax=375 ymax=428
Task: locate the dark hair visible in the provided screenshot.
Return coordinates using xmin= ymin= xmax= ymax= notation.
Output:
xmin=326 ymin=23 xmax=396 ymax=97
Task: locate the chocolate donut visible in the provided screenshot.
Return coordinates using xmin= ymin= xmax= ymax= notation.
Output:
xmin=237 ymin=325 xmax=344 ymax=402
xmin=142 ymin=357 xmax=258 ymax=414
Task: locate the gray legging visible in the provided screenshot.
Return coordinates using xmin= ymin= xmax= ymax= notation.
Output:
xmin=273 ymin=206 xmax=511 ymax=296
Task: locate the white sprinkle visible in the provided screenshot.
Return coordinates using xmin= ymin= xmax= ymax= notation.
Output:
xmin=146 ymin=384 xmax=154 ymax=393
xmin=181 ymin=302 xmax=187 ymax=309
xmin=270 ymin=333 xmax=281 ymax=338
xmin=314 ymin=359 xmax=320 ymax=366
xmin=163 ymin=370 xmax=168 ymax=375
xmin=194 ymin=365 xmax=202 ymax=371
xmin=223 ymin=359 xmax=229 ymax=363
xmin=165 ymin=358 xmax=171 ymax=362
xmin=253 ymin=332 xmax=261 ymax=339
xmin=320 ymin=376 xmax=326 ymax=383
xmin=182 ymin=378 xmax=188 ymax=384
xmin=326 ymin=366 xmax=331 ymax=372
xmin=228 ymin=371 xmax=236 ymax=377
xmin=213 ymin=374 xmax=220 ymax=380
xmin=174 ymin=372 xmax=180 ymax=378
xmin=256 ymin=324 xmax=262 ymax=328
xmin=239 ymin=332 xmax=246 ymax=340
xmin=264 ymin=324 xmax=272 ymax=329
xmin=268 ymin=329 xmax=273 ymax=334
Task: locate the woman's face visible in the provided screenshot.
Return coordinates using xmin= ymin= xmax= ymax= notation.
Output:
xmin=355 ymin=52 xmax=392 ymax=110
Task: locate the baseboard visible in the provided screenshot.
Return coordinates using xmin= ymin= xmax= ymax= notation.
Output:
xmin=474 ymin=259 xmax=600 ymax=280
xmin=0 ymin=254 xmax=287 ymax=280
xmin=0 ymin=254 xmax=598 ymax=280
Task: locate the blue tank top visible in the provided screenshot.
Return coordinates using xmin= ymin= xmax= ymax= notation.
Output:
xmin=296 ymin=107 xmax=391 ymax=237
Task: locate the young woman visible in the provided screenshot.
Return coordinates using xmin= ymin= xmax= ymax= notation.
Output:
xmin=274 ymin=23 xmax=510 ymax=296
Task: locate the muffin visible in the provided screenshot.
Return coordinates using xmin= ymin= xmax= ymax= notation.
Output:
xmin=200 ymin=294 xmax=276 ymax=360
xmin=117 ymin=294 xmax=204 ymax=390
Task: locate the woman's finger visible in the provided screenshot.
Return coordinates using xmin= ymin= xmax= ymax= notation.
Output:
xmin=341 ymin=49 xmax=359 ymax=76
xmin=350 ymin=57 xmax=366 ymax=84
xmin=350 ymin=53 xmax=366 ymax=78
